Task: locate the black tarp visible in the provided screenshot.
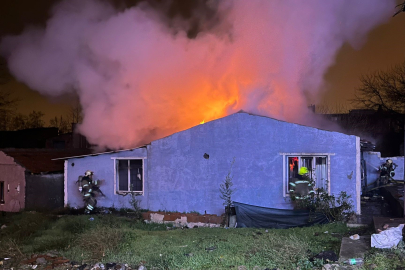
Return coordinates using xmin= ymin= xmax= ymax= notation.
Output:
xmin=234 ymin=201 xmax=329 ymax=229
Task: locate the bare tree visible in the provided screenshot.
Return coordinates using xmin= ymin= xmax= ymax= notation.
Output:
xmin=26 ymin=110 xmax=45 ymax=129
xmin=49 ymin=115 xmax=70 ymax=134
xmin=351 ymin=62 xmax=405 ymax=156
xmin=8 ymin=113 xmax=27 ymax=131
xmin=0 ymin=88 xmax=19 ymax=130
xmin=394 ymin=1 xmax=405 ymax=17
xmin=352 ymin=61 xmax=405 ymax=114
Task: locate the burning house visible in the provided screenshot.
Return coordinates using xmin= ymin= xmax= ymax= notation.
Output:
xmin=60 ymin=111 xmax=363 ymax=216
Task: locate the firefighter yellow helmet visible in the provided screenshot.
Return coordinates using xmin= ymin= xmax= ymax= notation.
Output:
xmin=85 ymin=170 xmax=93 ymax=176
xmin=298 ymin=167 xmax=308 ymax=175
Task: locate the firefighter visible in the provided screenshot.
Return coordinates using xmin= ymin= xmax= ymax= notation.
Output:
xmin=289 ymin=167 xmax=315 ymax=200
xmin=378 ymin=159 xmax=397 ymax=185
xmin=77 ymin=170 xmax=103 ymax=214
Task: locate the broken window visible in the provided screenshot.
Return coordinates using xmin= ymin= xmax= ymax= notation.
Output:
xmin=116 ymin=159 xmax=143 ymax=193
xmin=0 ymin=181 xmax=4 ymax=204
xmin=287 ymin=155 xmax=328 ymax=195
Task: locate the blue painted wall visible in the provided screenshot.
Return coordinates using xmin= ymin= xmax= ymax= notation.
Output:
xmin=66 ymin=112 xmax=361 ymax=215
xmin=363 ymin=152 xmax=404 ymax=189
xmin=65 ymin=147 xmax=148 ymax=210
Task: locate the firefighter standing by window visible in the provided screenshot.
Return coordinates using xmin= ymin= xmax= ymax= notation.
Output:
xmin=289 ymin=167 xmax=315 ymax=200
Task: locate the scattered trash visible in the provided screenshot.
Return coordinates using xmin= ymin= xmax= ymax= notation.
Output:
xmin=184 ymin=253 xmax=194 ymax=257
xmin=322 ymin=263 xmax=340 ymax=269
xmin=205 ymin=246 xmax=217 ymax=251
xmin=36 ymin=257 xmax=47 ymax=265
xmin=310 ymin=250 xmax=338 ymax=263
xmin=265 ymin=230 xmax=268 ymax=233
xmin=342 ymin=258 xmax=364 ymax=265
xmin=1 ymin=224 xmax=6 ymax=229
xmin=138 ymin=265 xmax=147 ymax=270
xmin=89 ymin=217 xmax=94 ymax=221
xmin=31 ymin=265 xmax=38 ymax=269
xmin=78 ymin=263 xmax=88 ymax=270
xmin=349 ymin=234 xmax=360 ymax=240
xmin=324 ymin=231 xmax=328 ymax=234
xmin=105 ymin=263 xmax=116 ymax=269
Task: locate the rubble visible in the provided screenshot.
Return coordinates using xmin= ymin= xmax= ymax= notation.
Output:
xmin=1 ymin=254 xmax=144 ymax=270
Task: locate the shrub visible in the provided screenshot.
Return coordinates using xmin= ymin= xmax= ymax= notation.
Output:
xmin=219 ymin=158 xmax=236 ymax=224
xmin=291 ymin=189 xmax=354 ymax=222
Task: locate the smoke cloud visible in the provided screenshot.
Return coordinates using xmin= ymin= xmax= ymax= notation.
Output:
xmin=0 ymin=0 xmax=395 ymax=149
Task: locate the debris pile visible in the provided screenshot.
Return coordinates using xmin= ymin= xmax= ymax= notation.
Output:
xmin=1 ymin=253 xmax=146 ymax=270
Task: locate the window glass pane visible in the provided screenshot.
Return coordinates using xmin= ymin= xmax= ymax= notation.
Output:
xmin=0 ymin=182 xmax=4 ymax=203
xmin=288 ymin=157 xmax=299 ymax=191
xmin=130 ymin=160 xmax=143 ymax=192
xmin=118 ymin=160 xmax=129 ymax=191
xmin=315 ymin=157 xmax=327 ymax=189
xmin=301 ymin=157 xmax=313 ymax=174
xmin=286 ymin=156 xmax=328 ymax=195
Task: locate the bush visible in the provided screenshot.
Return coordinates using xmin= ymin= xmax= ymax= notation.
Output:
xmin=290 ymin=189 xmax=354 ymax=222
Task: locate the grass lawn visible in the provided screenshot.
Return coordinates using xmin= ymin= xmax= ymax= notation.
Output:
xmin=0 ymin=211 xmax=404 ymax=269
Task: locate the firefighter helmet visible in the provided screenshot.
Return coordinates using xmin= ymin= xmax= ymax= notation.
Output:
xmin=298 ymin=167 xmax=309 ymax=175
xmin=387 ymin=159 xmax=393 ymax=164
xmin=85 ymin=170 xmax=93 ymax=176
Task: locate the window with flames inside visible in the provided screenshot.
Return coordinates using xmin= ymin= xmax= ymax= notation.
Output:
xmin=287 ymin=156 xmax=328 ymax=195
xmin=116 ymin=159 xmax=143 ymax=194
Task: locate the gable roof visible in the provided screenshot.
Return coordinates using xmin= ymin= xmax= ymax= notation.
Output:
xmin=1 ymin=149 xmax=92 ymax=174
xmin=54 ymin=110 xmax=361 ymax=160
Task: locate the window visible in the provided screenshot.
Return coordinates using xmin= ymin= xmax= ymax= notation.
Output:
xmin=284 ymin=154 xmax=330 ymax=196
xmin=0 ymin=181 xmax=4 ymax=204
xmin=115 ymin=159 xmax=144 ymax=194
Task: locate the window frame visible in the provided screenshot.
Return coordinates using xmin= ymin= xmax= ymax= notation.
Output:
xmin=280 ymin=153 xmax=333 ymax=197
xmin=0 ymin=181 xmax=4 ymax=204
xmin=112 ymin=157 xmax=146 ymax=195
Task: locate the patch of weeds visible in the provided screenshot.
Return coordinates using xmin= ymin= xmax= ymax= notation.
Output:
xmin=23 ymin=233 xmax=73 ymax=253
xmin=129 ymin=191 xmax=143 ymax=220
xmin=0 ymin=212 xmax=56 ymax=241
xmin=74 ymin=225 xmax=123 ymax=261
xmin=362 ymin=247 xmax=405 ymax=270
xmin=130 ymin=221 xmax=168 ymax=231
xmin=58 ymin=215 xmax=91 ymax=234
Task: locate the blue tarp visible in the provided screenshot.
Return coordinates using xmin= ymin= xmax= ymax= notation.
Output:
xmin=234 ymin=201 xmax=329 ymax=229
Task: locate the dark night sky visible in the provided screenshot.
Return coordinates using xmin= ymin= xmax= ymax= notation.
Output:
xmin=0 ymin=0 xmax=405 ymax=123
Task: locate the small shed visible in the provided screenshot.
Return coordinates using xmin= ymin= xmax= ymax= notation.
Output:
xmin=0 ymin=149 xmax=91 ymax=212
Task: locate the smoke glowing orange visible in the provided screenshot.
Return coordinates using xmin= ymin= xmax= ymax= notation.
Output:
xmin=0 ymin=0 xmax=395 ymax=149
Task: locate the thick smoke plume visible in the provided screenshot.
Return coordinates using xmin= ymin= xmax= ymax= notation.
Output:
xmin=0 ymin=0 xmax=395 ymax=149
